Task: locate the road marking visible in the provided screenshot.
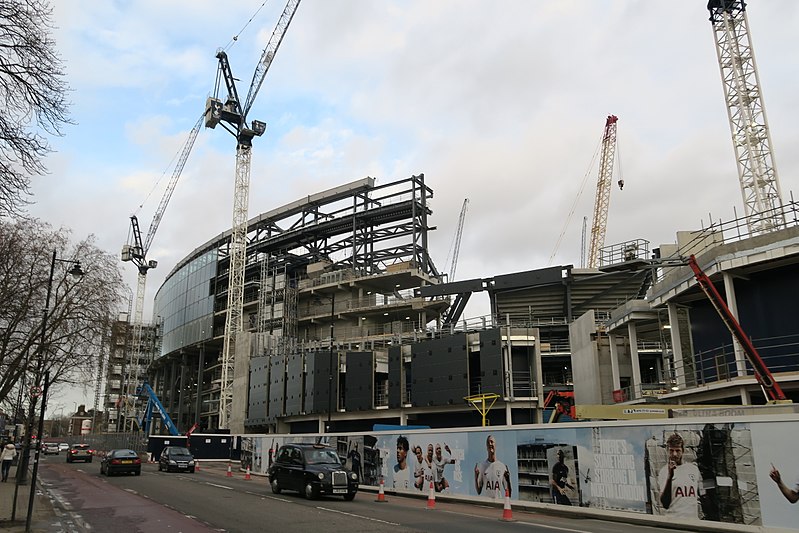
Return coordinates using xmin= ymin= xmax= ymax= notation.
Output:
xmin=317 ymin=506 xmax=400 ymax=526
xmin=204 ymin=482 xmax=234 ymax=490
xmin=440 ymin=510 xmax=591 ymax=533
xmin=262 ymin=495 xmax=292 ymax=503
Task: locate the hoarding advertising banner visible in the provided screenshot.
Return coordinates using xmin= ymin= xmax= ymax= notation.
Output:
xmin=233 ymin=417 xmax=799 ymax=530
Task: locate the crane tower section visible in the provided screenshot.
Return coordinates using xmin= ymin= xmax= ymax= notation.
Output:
xmin=707 ymin=0 xmax=785 ymax=234
xmin=588 ymin=115 xmax=618 ymax=268
xmin=205 ymin=0 xmax=301 ymax=429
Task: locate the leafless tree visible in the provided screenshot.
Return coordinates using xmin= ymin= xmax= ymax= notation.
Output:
xmin=0 ymin=0 xmax=72 ymax=217
xmin=0 ymin=218 xmax=124 ymax=411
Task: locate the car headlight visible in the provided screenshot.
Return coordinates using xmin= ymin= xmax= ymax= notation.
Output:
xmin=317 ymin=472 xmax=324 ymax=480
xmin=350 ymin=472 xmax=358 ymax=480
xmin=169 ymin=460 xmax=177 ymax=465
xmin=188 ymin=460 xmax=195 ymax=465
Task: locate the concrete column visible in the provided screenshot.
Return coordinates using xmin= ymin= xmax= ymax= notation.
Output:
xmin=723 ymin=272 xmax=747 ymax=377
xmin=400 ymin=411 xmax=408 ymax=425
xmin=739 ymin=388 xmax=751 ymax=406
xmin=505 ymin=403 xmax=513 ymax=426
xmin=608 ymin=332 xmax=621 ymax=391
xmin=667 ymin=303 xmax=687 ymax=389
xmin=627 ymin=322 xmax=642 ymax=399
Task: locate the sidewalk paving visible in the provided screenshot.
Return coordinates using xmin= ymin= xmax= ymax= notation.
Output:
xmin=0 ymin=464 xmax=57 ymax=533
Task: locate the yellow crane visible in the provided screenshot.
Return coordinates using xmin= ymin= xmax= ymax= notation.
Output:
xmin=587 ymin=115 xmax=618 ymax=268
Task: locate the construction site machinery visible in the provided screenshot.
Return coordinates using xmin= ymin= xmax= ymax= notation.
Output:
xmin=205 ymin=0 xmax=301 ymax=429
xmin=687 ymin=254 xmax=789 ymax=403
xmin=120 ymin=115 xmax=203 ymax=430
xmin=136 ymin=381 xmax=179 ymax=436
xmin=587 ymin=115 xmax=619 ymax=268
xmin=707 ymin=0 xmax=785 ymax=234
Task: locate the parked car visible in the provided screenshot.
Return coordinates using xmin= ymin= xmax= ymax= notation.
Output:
xmin=43 ymin=442 xmax=60 ymax=455
xmin=267 ymin=443 xmax=358 ymax=500
xmin=66 ymin=443 xmax=93 ymax=463
xmin=100 ymin=449 xmax=141 ymax=476
xmin=158 ymin=446 xmax=195 ymax=473
xmin=58 ymin=443 xmax=70 ymax=453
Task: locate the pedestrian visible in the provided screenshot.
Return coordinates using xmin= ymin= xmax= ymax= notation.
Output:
xmin=1 ymin=441 xmax=17 ymax=482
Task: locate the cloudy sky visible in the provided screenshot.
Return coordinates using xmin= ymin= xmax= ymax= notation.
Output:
xmin=29 ymin=1 xmax=798 ymax=410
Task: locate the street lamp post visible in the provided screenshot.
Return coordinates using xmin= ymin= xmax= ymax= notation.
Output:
xmin=16 ymin=250 xmax=83 ymax=532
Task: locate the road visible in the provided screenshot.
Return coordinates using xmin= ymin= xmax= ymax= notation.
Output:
xmin=36 ymin=454 xmax=696 ymax=533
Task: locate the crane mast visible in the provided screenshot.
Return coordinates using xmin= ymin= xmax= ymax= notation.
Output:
xmin=707 ymin=0 xmax=785 ymax=234
xmin=205 ymin=0 xmax=301 ymax=429
xmin=121 ymin=115 xmax=203 ymax=430
xmin=587 ymin=115 xmax=618 ymax=268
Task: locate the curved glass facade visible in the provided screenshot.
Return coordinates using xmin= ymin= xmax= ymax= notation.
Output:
xmin=154 ymin=250 xmax=216 ymax=356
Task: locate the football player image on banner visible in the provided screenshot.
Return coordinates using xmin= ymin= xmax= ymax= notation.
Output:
xmin=646 ymin=423 xmax=759 ymax=524
xmin=408 ymin=433 xmax=465 ymax=493
xmin=471 ymin=433 xmax=514 ymax=499
xmin=657 ymin=432 xmax=703 ymax=518
xmin=752 ymin=420 xmax=799 ymax=530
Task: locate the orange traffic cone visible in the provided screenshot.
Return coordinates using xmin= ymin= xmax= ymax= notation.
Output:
xmin=500 ymin=489 xmax=513 ymax=521
xmin=244 ymin=465 xmax=252 ymax=480
xmin=195 ymin=461 xmax=200 ymax=472
xmin=226 ymin=462 xmax=233 ymax=477
xmin=375 ymin=478 xmax=387 ymax=502
xmin=426 ymin=481 xmax=436 ymax=510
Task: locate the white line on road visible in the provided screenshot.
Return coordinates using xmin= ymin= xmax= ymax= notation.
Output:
xmin=439 ymin=510 xmax=591 ymax=533
xmin=262 ymin=495 xmax=293 ymax=503
xmin=317 ymin=506 xmax=400 ymax=526
xmin=204 ymin=482 xmax=234 ymax=490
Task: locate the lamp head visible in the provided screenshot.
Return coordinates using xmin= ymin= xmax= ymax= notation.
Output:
xmin=68 ymin=262 xmax=85 ymax=278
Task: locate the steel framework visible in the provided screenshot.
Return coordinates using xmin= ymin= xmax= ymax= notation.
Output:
xmin=708 ymin=0 xmax=785 ymax=233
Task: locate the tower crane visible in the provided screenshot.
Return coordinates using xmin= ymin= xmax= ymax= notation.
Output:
xmin=587 ymin=115 xmax=618 ymax=268
xmin=707 ymin=1 xmax=785 ymax=234
xmin=120 ymin=114 xmax=203 ymax=429
xmin=446 ymin=198 xmax=469 ymax=281
xmin=204 ymin=0 xmax=301 ymax=429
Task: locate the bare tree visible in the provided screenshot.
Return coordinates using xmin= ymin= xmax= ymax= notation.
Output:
xmin=0 ymin=218 xmax=124 ymax=410
xmin=0 ymin=0 xmax=72 ymax=217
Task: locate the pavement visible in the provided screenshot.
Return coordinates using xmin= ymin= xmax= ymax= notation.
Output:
xmin=0 ymin=462 xmax=58 ymax=533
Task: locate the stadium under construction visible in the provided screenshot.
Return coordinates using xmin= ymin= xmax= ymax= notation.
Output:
xmin=104 ymin=172 xmax=799 ymax=436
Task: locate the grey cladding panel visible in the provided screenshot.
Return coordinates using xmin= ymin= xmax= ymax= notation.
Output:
xmin=388 ymin=346 xmax=402 ymax=408
xmin=247 ymin=356 xmax=269 ymax=423
xmin=345 ymin=352 xmax=374 ymax=412
xmin=411 ymin=333 xmax=468 ymax=407
xmin=285 ymin=354 xmax=304 ymax=417
xmin=479 ymin=328 xmax=504 ymax=395
xmin=268 ymin=356 xmax=286 ymax=421
xmin=305 ymin=351 xmax=331 ymax=415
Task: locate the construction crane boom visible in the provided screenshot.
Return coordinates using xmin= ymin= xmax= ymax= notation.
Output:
xmin=120 ymin=114 xmax=203 ymax=430
xmin=707 ymin=0 xmax=785 ymax=233
xmin=448 ymin=198 xmax=469 ymax=281
xmin=587 ymin=115 xmax=618 ymax=268
xmin=205 ymin=0 xmax=301 ymax=429
xmin=143 ymin=115 xmax=204 ymax=254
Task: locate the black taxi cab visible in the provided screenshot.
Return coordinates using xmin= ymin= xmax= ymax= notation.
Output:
xmin=267 ymin=443 xmax=358 ymax=500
